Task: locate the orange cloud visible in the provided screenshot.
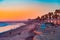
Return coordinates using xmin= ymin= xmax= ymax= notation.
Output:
xmin=0 ymin=6 xmax=54 ymax=21
xmin=0 ymin=8 xmax=42 ymax=21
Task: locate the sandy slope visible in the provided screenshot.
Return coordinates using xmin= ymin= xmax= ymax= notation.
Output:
xmin=0 ymin=24 xmax=36 ymax=40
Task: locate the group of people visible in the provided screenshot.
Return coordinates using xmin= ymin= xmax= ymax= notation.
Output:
xmin=33 ymin=22 xmax=56 ymax=40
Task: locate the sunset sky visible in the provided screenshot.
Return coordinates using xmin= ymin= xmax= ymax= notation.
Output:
xmin=0 ymin=0 xmax=60 ymax=21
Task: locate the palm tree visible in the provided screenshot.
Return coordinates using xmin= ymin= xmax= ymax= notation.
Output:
xmin=44 ymin=14 xmax=48 ymax=19
xmin=54 ymin=9 xmax=60 ymax=16
xmin=48 ymin=12 xmax=53 ymax=22
xmin=41 ymin=15 xmax=45 ymax=21
xmin=41 ymin=15 xmax=47 ymax=22
xmin=35 ymin=16 xmax=41 ymax=23
xmin=41 ymin=14 xmax=49 ymax=23
xmin=44 ymin=14 xmax=48 ymax=22
xmin=52 ymin=13 xmax=59 ymax=24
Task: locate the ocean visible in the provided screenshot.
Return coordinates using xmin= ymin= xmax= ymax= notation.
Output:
xmin=0 ymin=22 xmax=9 ymax=27
xmin=0 ymin=22 xmax=26 ymax=33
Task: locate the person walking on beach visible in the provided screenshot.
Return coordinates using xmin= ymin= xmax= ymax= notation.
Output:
xmin=33 ymin=23 xmax=47 ymax=40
